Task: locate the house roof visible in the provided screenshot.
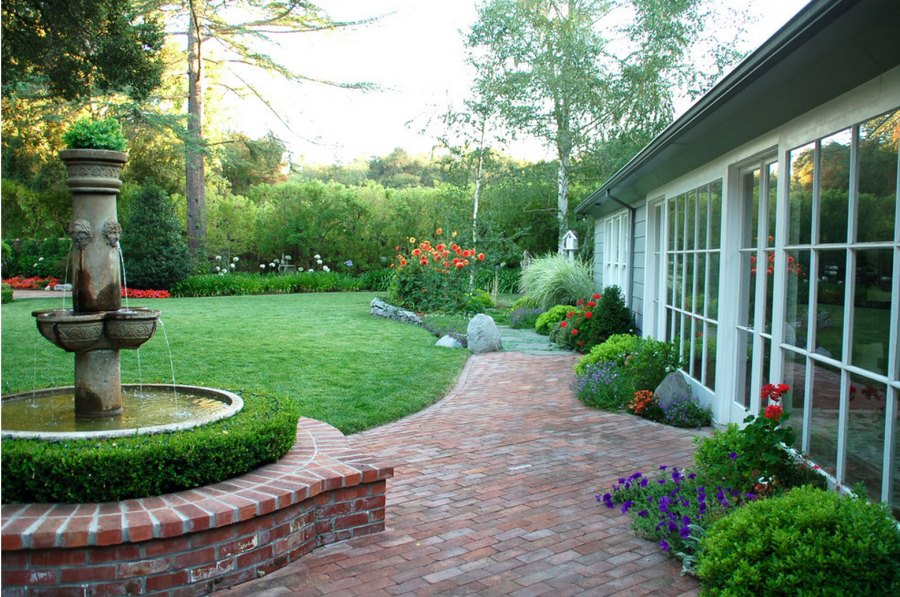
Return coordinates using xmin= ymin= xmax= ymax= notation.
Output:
xmin=576 ymin=0 xmax=900 ymax=215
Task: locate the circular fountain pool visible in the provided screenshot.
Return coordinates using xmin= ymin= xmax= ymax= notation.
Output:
xmin=1 ymin=384 xmax=242 ymax=440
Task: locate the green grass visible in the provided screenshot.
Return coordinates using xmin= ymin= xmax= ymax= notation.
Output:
xmin=1 ymin=293 xmax=470 ymax=434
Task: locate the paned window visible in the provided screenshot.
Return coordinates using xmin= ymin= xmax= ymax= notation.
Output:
xmin=781 ymin=108 xmax=899 ymax=514
xmin=602 ymin=211 xmax=629 ymax=296
xmin=663 ymin=181 xmax=722 ymax=390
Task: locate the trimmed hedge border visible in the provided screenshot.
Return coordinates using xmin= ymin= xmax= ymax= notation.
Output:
xmin=170 ymin=272 xmax=362 ymax=297
xmin=1 ymin=391 xmax=300 ymax=504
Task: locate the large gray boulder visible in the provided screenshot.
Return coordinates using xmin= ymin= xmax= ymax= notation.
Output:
xmin=436 ymin=335 xmax=464 ymax=349
xmin=654 ymin=372 xmax=692 ymax=410
xmin=467 ymin=314 xmax=503 ymax=354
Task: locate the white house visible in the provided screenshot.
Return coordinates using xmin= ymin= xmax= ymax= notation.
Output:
xmin=576 ymin=0 xmax=899 ymax=512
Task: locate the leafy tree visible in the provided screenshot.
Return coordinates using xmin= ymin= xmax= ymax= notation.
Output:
xmin=1 ymin=0 xmax=165 ymax=100
xmin=121 ymin=184 xmax=193 ymax=289
xmin=218 ymin=133 xmax=288 ymax=196
xmin=466 ymin=0 xmax=746 ymax=251
xmin=466 ymin=0 xmax=611 ymax=253
xmin=161 ymin=0 xmax=375 ymax=258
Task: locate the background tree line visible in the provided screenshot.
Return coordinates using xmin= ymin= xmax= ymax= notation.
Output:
xmin=2 ymin=0 xmax=751 ymax=288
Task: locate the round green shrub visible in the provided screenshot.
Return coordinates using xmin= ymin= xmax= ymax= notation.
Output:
xmin=575 ymin=333 xmax=640 ymax=375
xmin=535 ymin=304 xmax=575 ymax=335
xmin=1 ymin=391 xmax=300 ymax=503
xmin=121 ymin=184 xmax=194 ymax=290
xmin=62 ymin=117 xmax=127 ymax=151
xmin=697 ymin=486 xmax=900 ymax=595
xmin=1 ymin=283 xmax=13 ymax=304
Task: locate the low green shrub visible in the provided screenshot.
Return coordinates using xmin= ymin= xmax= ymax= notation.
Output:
xmin=421 ymin=313 xmax=470 ymax=340
xmin=573 ymin=336 xmax=683 ymax=410
xmin=467 ymin=288 xmax=494 ymax=312
xmin=575 ymin=333 xmax=641 ymax=375
xmin=535 ymin=304 xmax=574 ymax=335
xmin=358 ymin=269 xmax=393 ymax=292
xmin=170 ymin=272 xmax=362 ymax=297
xmin=1 ymin=283 xmax=12 ymax=304
xmin=1 ymin=392 xmax=300 ymax=503
xmin=62 ymin=117 xmax=127 ymax=151
xmin=697 ymin=486 xmax=900 ymax=595
xmin=519 ymin=254 xmax=593 ymax=309
xmin=508 ymin=295 xmax=540 ymax=312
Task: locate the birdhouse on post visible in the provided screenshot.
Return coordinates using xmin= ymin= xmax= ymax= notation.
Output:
xmin=562 ymin=230 xmax=578 ymax=261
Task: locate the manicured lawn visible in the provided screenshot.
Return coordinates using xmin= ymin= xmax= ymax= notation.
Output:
xmin=1 ymin=292 xmax=470 ymax=434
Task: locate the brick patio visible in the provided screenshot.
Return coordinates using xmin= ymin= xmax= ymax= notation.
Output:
xmin=217 ymin=352 xmax=704 ymax=596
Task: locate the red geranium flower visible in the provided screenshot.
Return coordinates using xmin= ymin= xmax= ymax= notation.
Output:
xmin=587 ymin=301 xmax=596 ymax=308
xmin=764 ymin=404 xmax=784 ymax=421
xmin=571 ymin=328 xmax=579 ymax=336
xmin=560 ymin=321 xmax=567 ymax=328
xmin=584 ymin=311 xmax=593 ymax=319
xmin=592 ymin=293 xmax=601 ymax=299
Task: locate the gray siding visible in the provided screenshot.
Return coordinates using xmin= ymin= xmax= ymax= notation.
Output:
xmin=593 ymin=219 xmax=604 ymax=290
xmin=631 ymin=204 xmax=648 ymax=332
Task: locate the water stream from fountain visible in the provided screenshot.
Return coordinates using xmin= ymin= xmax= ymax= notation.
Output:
xmin=157 ymin=319 xmax=179 ymax=402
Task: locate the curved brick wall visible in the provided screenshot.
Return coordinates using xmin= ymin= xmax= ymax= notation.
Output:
xmin=0 ymin=417 xmax=393 ymax=596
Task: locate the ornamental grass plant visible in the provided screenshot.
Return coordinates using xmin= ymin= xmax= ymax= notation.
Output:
xmin=519 ymin=253 xmax=593 ymax=310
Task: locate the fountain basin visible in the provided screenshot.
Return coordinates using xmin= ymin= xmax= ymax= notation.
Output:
xmin=32 ymin=307 xmax=160 ymax=352
xmin=104 ymin=307 xmax=160 ymax=348
xmin=1 ymin=384 xmax=242 ymax=441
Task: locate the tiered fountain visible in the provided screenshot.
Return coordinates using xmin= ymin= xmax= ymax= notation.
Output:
xmin=0 ymin=146 xmax=392 ymax=596
xmin=2 ymin=148 xmax=241 ymax=438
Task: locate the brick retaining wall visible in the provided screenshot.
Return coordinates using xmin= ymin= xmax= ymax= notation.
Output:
xmin=1 ymin=417 xmax=393 ymax=596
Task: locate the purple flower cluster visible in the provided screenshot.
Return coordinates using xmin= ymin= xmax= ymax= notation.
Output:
xmin=509 ymin=307 xmax=544 ymax=328
xmin=572 ymin=361 xmax=618 ymax=397
xmin=660 ymin=393 xmax=712 ymax=427
xmin=598 ymin=464 xmax=760 ymax=559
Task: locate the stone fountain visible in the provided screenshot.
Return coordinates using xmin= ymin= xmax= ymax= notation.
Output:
xmin=2 ymin=148 xmax=241 ymax=437
xmin=35 ymin=149 xmax=158 ymax=418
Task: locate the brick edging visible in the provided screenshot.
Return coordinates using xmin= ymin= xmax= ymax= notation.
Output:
xmin=1 ymin=417 xmax=393 ymax=595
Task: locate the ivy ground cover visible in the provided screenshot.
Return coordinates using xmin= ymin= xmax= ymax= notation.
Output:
xmin=1 ymin=292 xmax=469 ymax=434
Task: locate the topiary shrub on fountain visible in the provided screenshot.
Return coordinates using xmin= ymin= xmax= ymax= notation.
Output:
xmin=120 ymin=183 xmax=193 ymax=290
xmin=1 ymin=392 xmax=300 ymax=503
xmin=62 ymin=117 xmax=128 ymax=151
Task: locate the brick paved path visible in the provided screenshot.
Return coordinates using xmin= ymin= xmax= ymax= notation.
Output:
xmin=218 ymin=352 xmax=702 ymax=596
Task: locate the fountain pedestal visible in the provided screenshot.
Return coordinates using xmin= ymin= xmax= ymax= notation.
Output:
xmin=32 ymin=149 xmax=159 ymax=418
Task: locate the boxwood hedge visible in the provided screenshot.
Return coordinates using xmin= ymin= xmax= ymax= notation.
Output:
xmin=1 ymin=391 xmax=300 ymax=504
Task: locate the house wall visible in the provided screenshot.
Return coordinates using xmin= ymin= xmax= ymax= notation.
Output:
xmin=627 ymin=65 xmax=900 ymax=509
xmin=632 ymin=204 xmax=647 ymax=331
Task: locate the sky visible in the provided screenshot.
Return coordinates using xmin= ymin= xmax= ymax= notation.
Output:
xmin=221 ymin=0 xmax=812 ymax=166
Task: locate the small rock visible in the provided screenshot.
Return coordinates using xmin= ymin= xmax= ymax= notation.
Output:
xmin=467 ymin=314 xmax=503 ymax=354
xmin=654 ymin=372 xmax=692 ymax=410
xmin=436 ymin=335 xmax=464 ymax=349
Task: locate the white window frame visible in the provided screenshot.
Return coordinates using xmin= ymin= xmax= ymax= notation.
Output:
xmin=601 ymin=210 xmax=630 ymax=299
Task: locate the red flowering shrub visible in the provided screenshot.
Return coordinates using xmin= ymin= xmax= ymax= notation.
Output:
xmin=121 ymin=288 xmax=171 ymax=299
xmin=388 ymin=230 xmax=488 ymax=313
xmin=549 ymin=286 xmax=634 ymax=353
xmin=3 ymin=276 xmax=61 ymax=290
